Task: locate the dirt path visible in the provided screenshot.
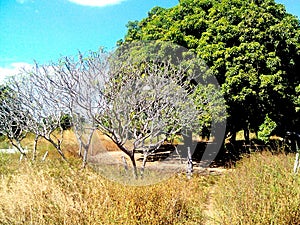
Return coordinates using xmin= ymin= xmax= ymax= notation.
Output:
xmin=88 ymin=145 xmax=231 ymax=225
xmin=203 ymin=167 xmax=232 ymax=225
xmin=203 ymin=183 xmax=217 ymax=225
xmin=88 ymin=133 xmax=229 ymax=224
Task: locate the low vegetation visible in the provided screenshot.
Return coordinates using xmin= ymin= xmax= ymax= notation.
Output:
xmin=0 ymin=154 xmax=211 ymax=225
xmin=212 ymin=152 xmax=300 ymax=225
xmin=0 ymin=143 xmax=299 ymax=224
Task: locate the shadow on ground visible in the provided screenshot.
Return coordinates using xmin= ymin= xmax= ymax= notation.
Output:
xmin=135 ymin=139 xmax=287 ymax=169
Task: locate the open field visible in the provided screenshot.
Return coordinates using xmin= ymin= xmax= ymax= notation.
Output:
xmin=0 ymin=154 xmax=212 ymax=225
xmin=0 ymin=150 xmax=299 ymax=224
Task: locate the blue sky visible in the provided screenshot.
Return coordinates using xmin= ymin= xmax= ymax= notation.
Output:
xmin=0 ymin=0 xmax=179 ymax=82
xmin=0 ymin=0 xmax=299 ymax=83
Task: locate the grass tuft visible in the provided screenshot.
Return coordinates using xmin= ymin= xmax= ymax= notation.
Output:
xmin=212 ymin=152 xmax=300 ymax=225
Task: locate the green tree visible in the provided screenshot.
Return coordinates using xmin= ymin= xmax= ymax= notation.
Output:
xmin=123 ymin=0 xmax=300 ymax=141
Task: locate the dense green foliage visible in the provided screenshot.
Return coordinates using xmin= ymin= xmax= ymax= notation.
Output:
xmin=122 ymin=0 xmax=300 ymax=139
xmin=257 ymin=114 xmax=277 ymax=143
xmin=60 ymin=114 xmax=73 ymax=130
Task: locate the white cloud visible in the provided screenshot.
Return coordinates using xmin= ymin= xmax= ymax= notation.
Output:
xmin=0 ymin=62 xmax=33 ymax=84
xmin=68 ymin=0 xmax=125 ymax=7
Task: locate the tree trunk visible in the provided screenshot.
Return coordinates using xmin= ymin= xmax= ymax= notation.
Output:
xmin=294 ymin=141 xmax=300 ymax=174
xmin=129 ymin=154 xmax=138 ymax=179
xmin=244 ymin=128 xmax=250 ymax=144
xmin=81 ymin=129 xmax=95 ymax=168
xmin=56 ymin=144 xmax=67 ymax=161
xmin=73 ymin=128 xmax=83 ymax=157
xmin=32 ymin=135 xmax=39 ymax=161
xmin=186 ymin=147 xmax=193 ymax=179
xmin=114 ymin=141 xmax=138 ymax=179
xmin=8 ymin=139 xmax=27 ymax=158
xmin=82 ymin=145 xmax=89 ymax=168
xmin=140 ymin=154 xmax=148 ymax=179
xmin=230 ymin=128 xmax=237 ymax=143
xmin=78 ymin=141 xmax=83 ymax=157
xmin=294 ymin=153 xmax=299 ymax=173
xmin=46 ymin=137 xmax=67 ymax=161
xmin=121 ymin=155 xmax=128 ymax=174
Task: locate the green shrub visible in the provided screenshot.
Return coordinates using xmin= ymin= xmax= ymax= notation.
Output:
xmin=258 ymin=115 xmax=277 ymax=143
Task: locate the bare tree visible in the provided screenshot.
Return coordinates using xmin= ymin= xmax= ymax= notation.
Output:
xmin=5 ymin=48 xmax=202 ymax=178
xmin=31 ymin=51 xmax=109 ymax=167
xmin=98 ymin=60 xmax=199 ymax=178
xmin=9 ymin=73 xmax=67 ymax=161
xmin=43 ymin=51 xmax=199 ymax=178
xmin=0 ymin=87 xmax=29 ymax=157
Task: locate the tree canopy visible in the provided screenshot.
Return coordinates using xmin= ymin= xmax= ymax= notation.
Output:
xmin=122 ymin=0 xmax=300 ymax=140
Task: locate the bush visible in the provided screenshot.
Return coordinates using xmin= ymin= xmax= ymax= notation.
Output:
xmin=258 ymin=115 xmax=277 ymax=143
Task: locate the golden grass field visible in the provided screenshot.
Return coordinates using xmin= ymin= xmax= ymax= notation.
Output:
xmin=0 ymin=131 xmax=300 ymax=224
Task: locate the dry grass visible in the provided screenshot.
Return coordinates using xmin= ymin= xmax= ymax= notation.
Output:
xmin=0 ymin=130 xmax=122 ymax=160
xmin=211 ymin=152 xmax=300 ymax=225
xmin=0 ymin=155 xmax=211 ymax=225
xmin=2 ymin=132 xmax=300 ymax=224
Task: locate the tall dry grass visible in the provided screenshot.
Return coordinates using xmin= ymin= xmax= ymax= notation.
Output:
xmin=0 ymin=155 xmax=211 ymax=225
xmin=2 ymin=137 xmax=300 ymax=225
xmin=211 ymin=152 xmax=300 ymax=225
